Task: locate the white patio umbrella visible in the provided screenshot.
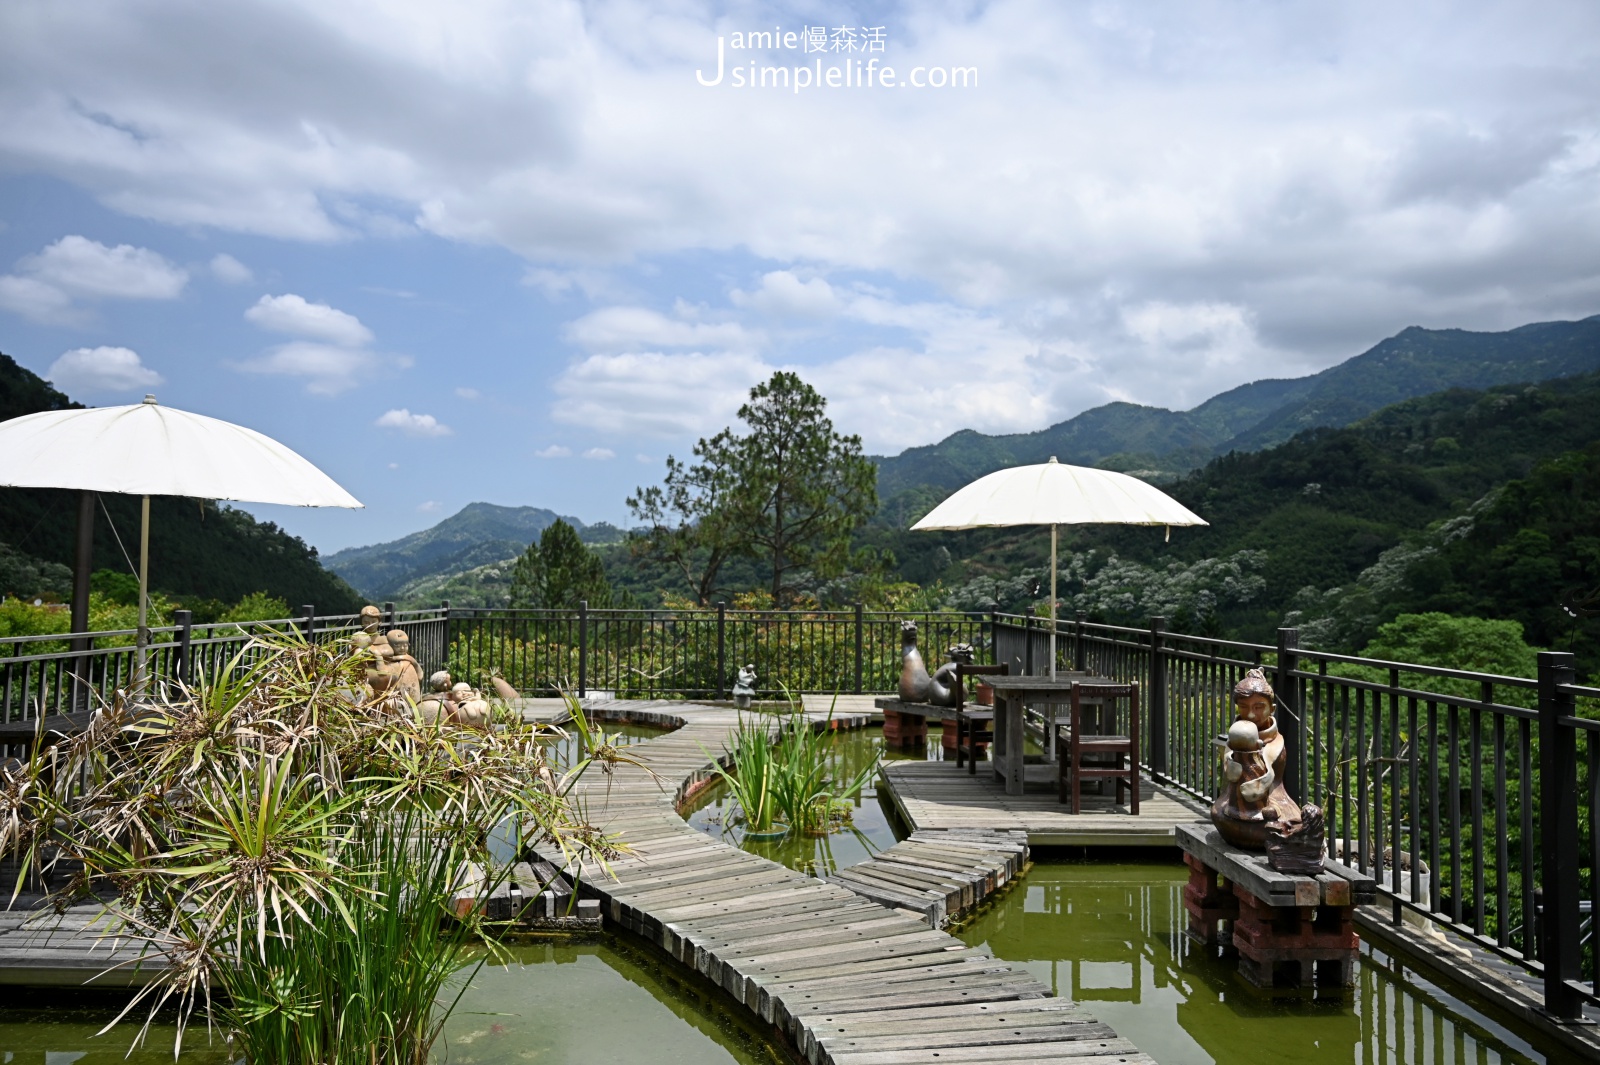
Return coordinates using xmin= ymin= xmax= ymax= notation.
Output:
xmin=0 ymin=395 xmax=363 ymax=679
xmin=911 ymin=456 xmax=1206 ymax=676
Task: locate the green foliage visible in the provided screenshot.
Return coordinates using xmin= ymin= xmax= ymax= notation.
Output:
xmin=1326 ymin=613 xmax=1541 ymax=709
xmin=221 ymin=591 xmax=293 ymax=623
xmin=90 ymin=567 xmax=141 ymax=604
xmin=705 ymin=702 xmax=880 ymax=836
xmin=508 ymin=519 xmax=614 ymax=609
xmin=0 ymin=542 xmax=72 ymax=600
xmin=631 ymin=372 xmax=878 ymax=607
xmin=0 ymin=632 xmax=630 ymax=1062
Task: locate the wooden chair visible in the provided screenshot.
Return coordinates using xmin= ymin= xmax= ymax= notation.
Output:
xmin=953 ymin=707 xmax=994 ymax=774
xmin=1057 ymin=682 xmax=1140 ymax=814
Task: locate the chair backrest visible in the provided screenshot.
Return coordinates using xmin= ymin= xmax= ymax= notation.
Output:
xmin=1069 ymin=682 xmax=1140 ymax=738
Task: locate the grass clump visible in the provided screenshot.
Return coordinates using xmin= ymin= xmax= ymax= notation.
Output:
xmin=0 ymin=631 xmax=644 ymax=1063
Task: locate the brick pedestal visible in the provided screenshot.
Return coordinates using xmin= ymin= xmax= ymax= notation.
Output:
xmin=1182 ymin=852 xmax=1239 ymax=945
xmin=881 ymin=708 xmax=928 ymax=750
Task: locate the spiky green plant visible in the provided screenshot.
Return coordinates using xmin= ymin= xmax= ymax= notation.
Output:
xmin=0 ymin=632 xmax=641 ymax=1062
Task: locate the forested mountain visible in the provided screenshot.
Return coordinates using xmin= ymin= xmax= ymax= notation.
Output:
xmin=325 ymin=503 xmax=621 ymax=601
xmin=872 ymin=315 xmax=1600 ymax=507
xmin=0 ymin=352 xmax=361 ymax=612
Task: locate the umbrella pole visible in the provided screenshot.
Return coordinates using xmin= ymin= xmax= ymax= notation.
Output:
xmin=135 ymin=495 xmax=150 ymax=687
xmin=1049 ymin=523 xmax=1058 ymax=679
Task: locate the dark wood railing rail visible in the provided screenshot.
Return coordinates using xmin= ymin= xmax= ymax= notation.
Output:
xmin=3 ymin=602 xmax=1597 ymax=1016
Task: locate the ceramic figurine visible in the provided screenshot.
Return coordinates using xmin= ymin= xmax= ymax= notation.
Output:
xmin=732 ymin=664 xmax=757 ymax=710
xmin=1211 ymin=668 xmax=1324 ymax=873
xmin=385 ymin=629 xmax=423 ymax=701
xmin=926 ymin=643 xmax=975 ymax=708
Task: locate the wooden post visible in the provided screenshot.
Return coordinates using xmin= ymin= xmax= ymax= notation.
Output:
xmin=1538 ymin=650 xmax=1582 ymax=1019
xmin=854 ymin=602 xmax=865 ymax=694
xmin=1148 ymin=616 xmax=1168 ymax=776
xmin=1276 ymin=628 xmax=1302 ymax=800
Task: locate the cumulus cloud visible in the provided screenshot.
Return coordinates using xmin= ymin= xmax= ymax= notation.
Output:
xmin=375 ymin=408 xmax=452 ymax=437
xmin=533 ymin=444 xmax=572 ymax=458
xmin=565 ymin=306 xmax=759 ymax=352
xmin=454 ymin=386 xmax=480 ymax=400
xmin=245 ymin=293 xmax=373 ymax=345
xmin=236 ymin=341 xmax=378 ymax=395
xmin=46 ymin=345 xmax=162 ymax=393
xmin=0 ymin=236 xmax=187 ymax=324
xmin=551 ymin=350 xmax=773 ymax=437
xmin=209 ymin=253 xmax=253 ymax=283
xmin=6 ymin=2 xmax=1600 ymax=440
xmin=417 ymin=499 xmax=443 ymax=513
xmin=581 ymin=447 xmax=615 ymax=460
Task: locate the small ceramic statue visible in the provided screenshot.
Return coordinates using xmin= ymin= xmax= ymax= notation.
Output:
xmin=452 ymin=681 xmax=491 ymax=728
xmin=732 ymin=664 xmax=757 ymax=710
xmin=926 ymin=643 xmax=976 ymax=708
xmin=415 ymin=670 xmax=456 ymax=725
xmin=359 ymin=605 xmax=392 ymax=657
xmin=898 ymin=621 xmax=931 ymax=703
xmin=1211 ymin=668 xmax=1324 ymax=873
xmin=386 ymin=629 xmax=423 ymax=702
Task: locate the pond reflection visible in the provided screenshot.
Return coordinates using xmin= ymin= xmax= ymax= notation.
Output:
xmin=959 ymin=860 xmax=1547 ymax=1065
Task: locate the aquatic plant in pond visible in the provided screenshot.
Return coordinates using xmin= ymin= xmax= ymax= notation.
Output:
xmin=703 ymin=699 xmax=879 ymax=837
xmin=0 ymin=633 xmax=644 ymax=1063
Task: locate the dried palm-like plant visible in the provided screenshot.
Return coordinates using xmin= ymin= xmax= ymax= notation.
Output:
xmin=0 ymin=632 xmax=642 ymax=1063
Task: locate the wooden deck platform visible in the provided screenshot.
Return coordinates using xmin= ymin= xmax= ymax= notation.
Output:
xmin=881 ymin=760 xmax=1208 ymax=848
xmin=826 ymin=829 xmax=1029 ymax=928
xmin=0 ymin=903 xmax=157 ymax=986
xmin=544 ymin=698 xmax=1156 ymax=1065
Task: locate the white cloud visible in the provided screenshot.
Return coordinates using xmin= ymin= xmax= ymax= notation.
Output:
xmin=533 ymin=444 xmax=572 ymax=458
xmin=375 ymin=408 xmax=452 ymax=437
xmin=417 ymin=499 xmax=443 ymax=513
xmin=565 ymin=306 xmax=760 ymax=352
xmin=46 ymin=345 xmax=162 ymax=393
xmin=235 ymin=341 xmax=379 ymax=395
xmin=454 ymin=386 xmax=480 ymax=400
xmin=245 ymin=293 xmax=373 ymax=345
xmin=209 ymin=252 xmax=253 ymax=283
xmin=581 ymin=447 xmax=615 ymax=460
xmin=0 ymin=274 xmax=78 ymax=325
xmin=20 ymin=236 xmax=187 ymax=299
xmin=551 ymin=350 xmax=772 ymax=437
xmin=0 ymin=236 xmax=186 ymax=324
xmin=730 ymin=271 xmax=839 ymax=319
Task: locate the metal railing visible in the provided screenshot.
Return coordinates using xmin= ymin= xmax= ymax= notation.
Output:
xmin=4 ymin=599 xmax=1598 ymax=1018
xmin=991 ymin=611 xmax=1600 ymax=1020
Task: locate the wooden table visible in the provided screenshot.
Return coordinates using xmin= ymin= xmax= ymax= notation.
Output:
xmin=988 ymin=675 xmax=1111 ymax=795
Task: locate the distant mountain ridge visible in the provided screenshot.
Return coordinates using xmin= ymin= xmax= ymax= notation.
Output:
xmin=324 ymin=503 xmax=620 ymax=601
xmin=872 ymin=315 xmax=1600 ymax=505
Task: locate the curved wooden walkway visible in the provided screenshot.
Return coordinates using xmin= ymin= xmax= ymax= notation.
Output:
xmin=540 ymin=699 xmax=1156 ymax=1065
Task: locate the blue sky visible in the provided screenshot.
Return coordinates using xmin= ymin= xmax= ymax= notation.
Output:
xmin=2 ymin=1 xmax=1599 ymax=553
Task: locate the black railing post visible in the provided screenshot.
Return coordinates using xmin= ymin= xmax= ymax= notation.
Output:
xmin=1148 ymin=616 xmax=1168 ymax=776
xmin=1276 ymin=627 xmax=1302 ymax=800
xmin=301 ymin=604 xmax=316 ymax=644
xmin=384 ymin=602 xmax=396 ymax=629
xmin=715 ymin=602 xmax=727 ymax=699
xmin=440 ymin=601 xmax=451 ymax=676
xmin=854 ymin=603 xmax=865 ymax=694
xmin=1538 ymin=650 xmax=1582 ymax=1019
xmin=1023 ymin=607 xmax=1035 ymax=675
xmin=577 ymin=601 xmax=589 ymax=698
xmin=174 ymin=610 xmax=193 ymax=688
xmin=1074 ymin=612 xmax=1087 ymax=672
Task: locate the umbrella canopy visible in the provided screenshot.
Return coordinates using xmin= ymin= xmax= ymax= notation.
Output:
xmin=910 ymin=458 xmax=1205 ymax=531
xmin=0 ymin=396 xmax=361 ymax=507
xmin=0 ymin=395 xmax=362 ymax=681
xmin=911 ymin=457 xmax=1205 ymax=677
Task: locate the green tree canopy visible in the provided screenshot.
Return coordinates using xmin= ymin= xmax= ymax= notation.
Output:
xmin=629 ymin=372 xmax=878 ymax=606
xmin=508 ymin=519 xmax=613 ymax=609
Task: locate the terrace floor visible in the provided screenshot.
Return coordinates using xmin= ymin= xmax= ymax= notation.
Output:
xmin=880 ymin=760 xmax=1208 ymax=848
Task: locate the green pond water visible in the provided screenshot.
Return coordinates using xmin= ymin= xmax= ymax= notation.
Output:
xmin=685 ymin=721 xmax=1557 ymax=1064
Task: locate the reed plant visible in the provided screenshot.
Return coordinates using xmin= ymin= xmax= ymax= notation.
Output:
xmin=705 ymin=695 xmax=879 ymax=837
xmin=0 ymin=631 xmax=644 ymax=1062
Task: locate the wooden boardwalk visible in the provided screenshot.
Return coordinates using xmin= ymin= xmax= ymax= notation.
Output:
xmin=826 ymin=830 xmax=1029 ymax=928
xmin=542 ymin=698 xmax=1155 ymax=1065
xmin=881 ymin=760 xmax=1208 ymax=847
xmin=0 ymin=903 xmax=155 ymax=986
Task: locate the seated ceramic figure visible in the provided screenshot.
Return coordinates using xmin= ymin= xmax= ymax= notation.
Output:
xmin=452 ymin=681 xmax=491 ymax=727
xmin=359 ymin=605 xmax=392 ymax=657
xmin=926 ymin=644 xmax=976 ymax=708
xmin=1211 ymin=668 xmax=1304 ymax=849
xmin=385 ymin=629 xmax=423 ymax=702
xmin=732 ymin=664 xmax=757 ymax=710
xmin=415 ymin=671 xmax=454 ymax=725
